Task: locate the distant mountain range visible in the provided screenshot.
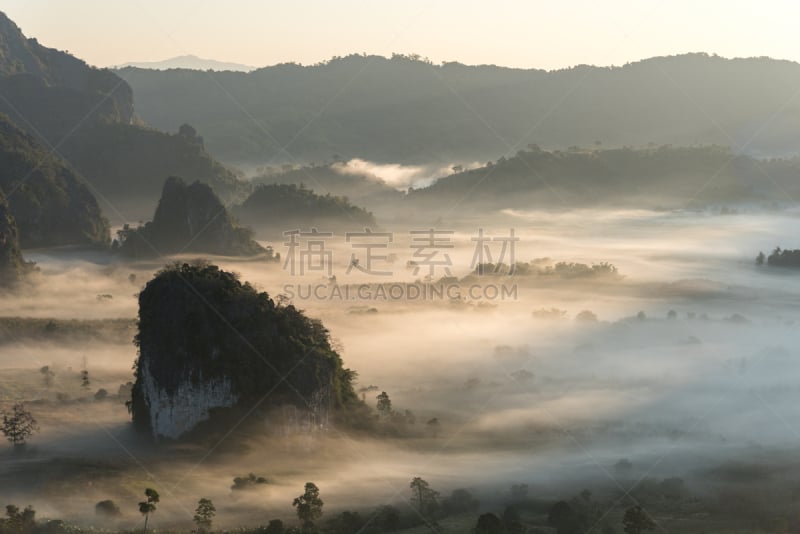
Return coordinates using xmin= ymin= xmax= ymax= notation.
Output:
xmin=118 ymin=53 xmax=800 ymax=166
xmin=117 ymin=55 xmax=255 ymax=72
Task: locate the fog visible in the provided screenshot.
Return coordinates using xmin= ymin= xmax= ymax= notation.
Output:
xmin=1 ymin=208 xmax=799 ymax=529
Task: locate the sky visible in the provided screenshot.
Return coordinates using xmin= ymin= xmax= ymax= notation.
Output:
xmin=0 ymin=1 xmax=797 ymax=70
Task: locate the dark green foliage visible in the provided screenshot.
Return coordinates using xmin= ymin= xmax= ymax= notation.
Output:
xmin=622 ymin=506 xmax=656 ymax=534
xmin=409 ymin=477 xmax=439 ymax=517
xmin=0 ymin=12 xmax=245 ymax=222
xmin=130 ymin=262 xmax=359 ymax=434
xmin=264 ymin=519 xmax=285 ymax=534
xmin=119 ymin=53 xmax=800 ymax=164
xmin=409 ymin=144 xmax=796 ymax=208
xmin=475 ymin=513 xmax=507 ymax=534
xmin=0 ymin=505 xmax=36 ymax=534
xmin=252 ymin=165 xmax=402 ymax=208
xmin=138 ymin=488 xmax=159 ymax=534
xmin=193 ymin=498 xmax=215 ymax=531
xmin=233 ymin=183 xmax=377 ymax=234
xmin=293 ymin=482 xmax=324 ymax=528
xmin=118 ymin=177 xmax=263 ymax=258
xmin=764 ymin=247 xmax=800 ymax=268
xmin=62 ymin=122 xmax=247 ymax=217
xmin=0 ymin=12 xmax=132 ymax=140
xmin=547 ymin=501 xmax=588 ymax=534
xmin=375 ymin=391 xmax=392 ymax=419
xmin=232 ymin=473 xmax=269 ymax=490
xmin=0 ymin=115 xmax=108 ymax=247
xmin=324 ymin=511 xmax=364 ymax=533
xmin=94 ymin=500 xmax=120 ymax=518
xmin=442 ymin=488 xmax=479 ymax=515
xmin=0 ymin=317 xmax=134 ymax=345
xmin=0 ymin=403 xmax=38 ymax=447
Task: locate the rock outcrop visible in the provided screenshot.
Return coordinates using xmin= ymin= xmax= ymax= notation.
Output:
xmin=118 ymin=176 xmax=263 ymax=257
xmin=0 ymin=191 xmax=30 ymax=284
xmin=130 ymin=262 xmax=358 ymax=439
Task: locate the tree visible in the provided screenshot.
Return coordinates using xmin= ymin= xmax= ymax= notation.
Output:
xmin=39 ymin=366 xmax=54 ymax=388
xmin=193 ymin=498 xmax=216 ymax=531
xmin=293 ymin=482 xmax=324 ymax=528
xmin=264 ymin=519 xmax=285 ymax=534
xmin=622 ymin=506 xmax=655 ymax=534
xmin=548 ymin=500 xmax=585 ymax=534
xmin=95 ymin=500 xmax=121 ymax=518
xmin=475 ymin=513 xmax=507 ymax=534
xmin=426 ymin=417 xmax=440 ymax=438
xmin=409 ymin=477 xmax=439 ymax=516
xmin=1 ymin=403 xmax=39 ymax=447
xmin=2 ymin=505 xmax=36 ymax=533
xmin=756 ymin=251 xmax=765 ymax=265
xmin=138 ymin=488 xmax=159 ymax=534
xmin=376 ymin=391 xmax=392 ymax=418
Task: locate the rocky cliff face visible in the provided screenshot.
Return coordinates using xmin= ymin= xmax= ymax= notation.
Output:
xmin=0 ymin=191 xmax=29 ymax=284
xmin=118 ymin=176 xmax=262 ymax=257
xmin=130 ymin=263 xmax=359 ymax=440
xmin=138 ymin=363 xmax=238 ymax=440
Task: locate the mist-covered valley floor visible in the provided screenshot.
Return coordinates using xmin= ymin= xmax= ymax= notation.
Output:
xmin=2 ymin=207 xmax=800 ymax=532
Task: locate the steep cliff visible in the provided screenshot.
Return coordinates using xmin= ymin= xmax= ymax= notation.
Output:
xmin=0 ymin=191 xmax=30 ymax=284
xmin=118 ymin=176 xmax=262 ymax=257
xmin=130 ymin=262 xmax=359 ymax=439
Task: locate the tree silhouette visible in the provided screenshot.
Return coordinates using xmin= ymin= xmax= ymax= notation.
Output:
xmin=622 ymin=506 xmax=655 ymax=534
xmin=3 ymin=505 xmax=36 ymax=533
xmin=193 ymin=498 xmax=216 ymax=532
xmin=293 ymin=482 xmax=323 ymax=528
xmin=138 ymin=488 xmax=159 ymax=534
xmin=376 ymin=391 xmax=392 ymax=418
xmin=1 ymin=403 xmax=39 ymax=448
xmin=475 ymin=512 xmax=507 ymax=534
xmin=409 ymin=477 xmax=439 ymax=516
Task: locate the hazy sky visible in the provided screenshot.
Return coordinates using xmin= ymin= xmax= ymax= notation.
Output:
xmin=0 ymin=1 xmax=797 ymax=70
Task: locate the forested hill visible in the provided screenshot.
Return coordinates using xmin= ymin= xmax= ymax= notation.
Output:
xmin=119 ymin=53 xmax=800 ymax=165
xmin=0 ymin=11 xmax=247 ymax=222
xmin=407 ymin=145 xmax=800 ymax=209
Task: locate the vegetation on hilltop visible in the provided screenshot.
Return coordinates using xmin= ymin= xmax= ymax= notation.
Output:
xmin=117 ymin=177 xmax=263 ymax=258
xmin=233 ymin=183 xmax=377 ymax=234
xmin=0 ymin=114 xmax=108 ymax=247
xmin=129 ymin=262 xmax=360 ymax=435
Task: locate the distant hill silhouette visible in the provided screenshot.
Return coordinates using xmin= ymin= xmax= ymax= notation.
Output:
xmin=406 ymin=144 xmax=800 ymax=209
xmin=117 ymin=176 xmax=263 ymax=258
xmin=233 ymin=183 xmax=377 ymax=236
xmin=118 ymin=55 xmax=255 ymax=72
xmin=119 ymin=53 xmax=800 ymax=165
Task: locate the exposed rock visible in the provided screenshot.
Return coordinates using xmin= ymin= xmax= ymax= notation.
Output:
xmin=130 ymin=262 xmax=359 ymax=439
xmin=118 ymin=176 xmax=263 ymax=257
xmin=0 ymin=191 xmax=31 ymax=284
